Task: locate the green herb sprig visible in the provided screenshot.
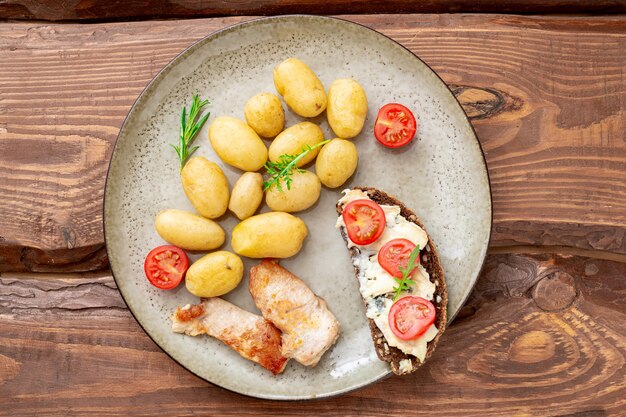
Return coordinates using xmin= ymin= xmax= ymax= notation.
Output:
xmin=393 ymin=245 xmax=421 ymax=301
xmin=171 ymin=95 xmax=210 ymax=170
xmin=263 ymin=139 xmax=330 ymax=192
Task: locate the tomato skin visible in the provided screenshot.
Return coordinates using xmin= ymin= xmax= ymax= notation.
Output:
xmin=378 ymin=239 xmax=417 ymax=278
xmin=374 ymin=103 xmax=417 ymax=148
xmin=342 ymin=199 xmax=386 ymax=245
xmin=144 ymin=245 xmax=189 ymax=290
xmin=388 ymin=296 xmax=435 ymax=340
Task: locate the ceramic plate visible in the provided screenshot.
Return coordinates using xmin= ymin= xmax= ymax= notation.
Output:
xmin=104 ymin=15 xmax=492 ymax=400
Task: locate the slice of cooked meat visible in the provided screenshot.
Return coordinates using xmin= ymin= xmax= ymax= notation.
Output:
xmin=171 ymin=297 xmax=288 ymax=375
xmin=249 ymin=260 xmax=340 ymax=367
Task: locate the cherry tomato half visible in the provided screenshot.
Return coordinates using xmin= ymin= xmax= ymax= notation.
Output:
xmin=374 ymin=103 xmax=417 ymax=148
xmin=144 ymin=245 xmax=189 ymax=290
xmin=378 ymin=238 xmax=418 ymax=278
xmin=342 ymin=199 xmax=386 ymax=245
xmin=388 ymin=296 xmax=436 ymax=340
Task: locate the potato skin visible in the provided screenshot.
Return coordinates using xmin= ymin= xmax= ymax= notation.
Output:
xmin=208 ymin=116 xmax=268 ymax=171
xmin=231 ymin=212 xmax=308 ymax=258
xmin=229 ymin=172 xmax=264 ymax=220
xmin=326 ymin=78 xmax=368 ymax=139
xmin=268 ymin=122 xmax=324 ymax=167
xmin=181 ymin=156 xmax=229 ymax=219
xmin=185 ymin=251 xmax=244 ymax=297
xmin=155 ymin=209 xmax=225 ymax=251
xmin=315 ymin=139 xmax=358 ymax=188
xmin=244 ymin=93 xmax=285 ymax=138
xmin=266 ymin=170 xmax=321 ymax=213
xmin=273 ymin=58 xmax=327 ymax=117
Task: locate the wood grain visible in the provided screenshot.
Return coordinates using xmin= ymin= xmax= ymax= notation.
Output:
xmin=2 ymin=0 xmax=626 ymax=22
xmin=0 ymin=253 xmax=624 ymax=415
xmin=0 ymin=244 xmax=108 ymax=273
xmin=1 ymin=15 xmax=626 ymax=272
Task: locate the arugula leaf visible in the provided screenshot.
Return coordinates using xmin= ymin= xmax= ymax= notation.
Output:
xmin=392 ymin=245 xmax=421 ymax=301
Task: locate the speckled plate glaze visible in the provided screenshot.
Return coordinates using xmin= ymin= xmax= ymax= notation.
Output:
xmin=104 ymin=15 xmax=492 ymax=400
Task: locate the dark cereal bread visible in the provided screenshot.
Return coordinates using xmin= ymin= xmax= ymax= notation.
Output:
xmin=336 ymin=187 xmax=448 ymax=375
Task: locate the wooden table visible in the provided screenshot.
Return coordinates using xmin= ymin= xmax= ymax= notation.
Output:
xmin=1 ymin=2 xmax=625 ymax=415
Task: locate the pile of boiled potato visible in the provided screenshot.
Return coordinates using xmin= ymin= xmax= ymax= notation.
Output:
xmin=155 ymin=57 xmax=367 ymax=298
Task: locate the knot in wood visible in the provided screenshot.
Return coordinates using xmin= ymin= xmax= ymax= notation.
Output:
xmin=532 ymin=270 xmax=577 ymax=312
xmin=509 ymin=330 xmax=556 ymax=364
xmin=449 ymin=85 xmax=522 ymax=120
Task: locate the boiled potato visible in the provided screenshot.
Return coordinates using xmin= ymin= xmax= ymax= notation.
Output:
xmin=327 ymin=78 xmax=368 ymax=139
xmin=232 ymin=212 xmax=308 ymax=258
xmin=315 ymin=139 xmax=358 ymax=188
xmin=181 ymin=156 xmax=229 ymax=219
xmin=229 ymin=172 xmax=264 ymax=220
xmin=273 ymin=58 xmax=327 ymax=117
xmin=266 ymin=170 xmax=321 ymax=212
xmin=209 ymin=116 xmax=268 ymax=171
xmin=244 ymin=93 xmax=284 ymax=138
xmin=155 ymin=209 xmax=225 ymax=251
xmin=185 ymin=251 xmax=244 ymax=297
xmin=268 ymin=122 xmax=324 ymax=167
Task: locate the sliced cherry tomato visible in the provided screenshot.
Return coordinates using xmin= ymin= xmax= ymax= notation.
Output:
xmin=342 ymin=199 xmax=386 ymax=245
xmin=374 ymin=103 xmax=417 ymax=148
xmin=388 ymin=296 xmax=435 ymax=340
xmin=378 ymin=238 xmax=418 ymax=278
xmin=144 ymin=245 xmax=189 ymax=290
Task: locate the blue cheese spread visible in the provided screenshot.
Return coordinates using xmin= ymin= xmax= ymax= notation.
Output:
xmin=337 ymin=189 xmax=439 ymax=363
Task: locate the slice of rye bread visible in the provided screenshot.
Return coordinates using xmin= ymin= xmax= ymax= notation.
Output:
xmin=336 ymin=186 xmax=448 ymax=375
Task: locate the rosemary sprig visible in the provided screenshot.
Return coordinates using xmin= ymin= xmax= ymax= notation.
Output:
xmin=171 ymin=95 xmax=210 ymax=170
xmin=263 ymin=139 xmax=330 ymax=192
xmin=393 ymin=245 xmax=421 ymax=301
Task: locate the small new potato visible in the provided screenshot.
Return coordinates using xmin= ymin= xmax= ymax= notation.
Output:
xmin=181 ymin=157 xmax=229 ymax=219
xmin=185 ymin=251 xmax=244 ymax=297
xmin=229 ymin=172 xmax=264 ymax=220
xmin=155 ymin=209 xmax=225 ymax=251
xmin=232 ymin=212 xmax=308 ymax=258
xmin=269 ymin=122 xmax=324 ymax=167
xmin=273 ymin=58 xmax=327 ymax=117
xmin=316 ymin=139 xmax=358 ymax=188
xmin=327 ymin=78 xmax=368 ymax=139
xmin=244 ymin=93 xmax=284 ymax=138
xmin=209 ymin=116 xmax=268 ymax=171
xmin=266 ymin=170 xmax=321 ymax=212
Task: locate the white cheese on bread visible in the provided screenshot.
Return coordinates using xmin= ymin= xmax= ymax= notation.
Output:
xmin=358 ymin=256 xmax=435 ymax=300
xmin=336 ymin=190 xmax=428 ymax=253
xmin=371 ymin=297 xmax=439 ymax=362
xmin=336 ymin=189 xmax=438 ymax=363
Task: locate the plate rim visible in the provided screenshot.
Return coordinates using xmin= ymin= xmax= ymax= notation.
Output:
xmin=103 ymin=14 xmax=493 ymax=400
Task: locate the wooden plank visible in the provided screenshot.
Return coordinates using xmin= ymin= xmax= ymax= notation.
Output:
xmin=1 ymin=0 xmax=626 ymax=21
xmin=0 ymin=244 xmax=108 ymax=273
xmin=1 ymin=15 xmax=626 ymax=272
xmin=0 ymin=253 xmax=624 ymax=415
